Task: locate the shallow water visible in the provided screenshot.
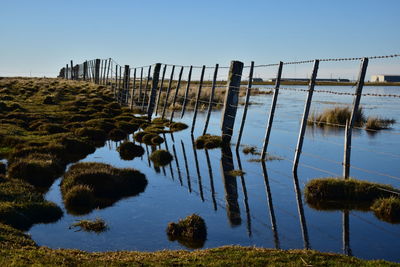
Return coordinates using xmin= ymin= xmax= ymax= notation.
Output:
xmin=29 ymin=85 xmax=400 ymax=262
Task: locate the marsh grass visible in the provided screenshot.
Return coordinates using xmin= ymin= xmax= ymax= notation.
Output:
xmin=167 ymin=214 xmax=207 ymax=249
xmin=195 ymin=134 xmax=223 ymax=149
xmin=371 ymin=197 xmax=400 ymax=224
xmin=242 ymin=146 xmax=260 ymax=155
xmin=150 ymin=150 xmax=173 ymax=167
xmin=117 ymin=142 xmax=144 ymax=160
xmin=227 ymin=170 xmax=246 ymax=176
xmin=61 ymin=162 xmax=147 ymax=215
xmin=365 ymin=117 xmax=396 ymax=131
xmin=70 ymin=218 xmax=108 ymax=233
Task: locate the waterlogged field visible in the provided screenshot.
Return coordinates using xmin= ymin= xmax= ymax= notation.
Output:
xmin=27 ymin=85 xmax=400 ymax=262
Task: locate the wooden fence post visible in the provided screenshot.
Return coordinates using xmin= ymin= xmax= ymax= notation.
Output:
xmin=130 ymin=68 xmax=136 ymax=109
xmin=343 ymin=58 xmax=368 ymax=179
xmin=260 ymin=61 xmax=283 ymax=159
xmin=70 ymin=60 xmax=74 ymax=80
xmin=169 ymin=66 xmax=184 ymax=122
xmin=65 ymin=64 xmax=69 ymax=79
xmin=161 ymin=65 xmax=176 ymax=119
xmin=155 ymin=65 xmax=167 ymax=116
xmin=76 ymin=65 xmax=80 ymax=80
xmin=100 ymin=60 xmax=103 ymax=83
xmin=147 ymin=63 xmax=162 ymax=120
xmin=115 ymin=65 xmax=118 ymax=97
xmin=235 ymin=61 xmax=254 ymax=150
xmin=180 ymin=66 xmax=193 ymax=118
xmin=292 ymin=60 xmax=319 ymax=173
xmin=106 ymin=58 xmax=111 ymax=85
xmin=203 ymin=64 xmax=219 ymax=135
xmin=94 ymin=59 xmax=101 ymax=84
xmin=123 ymin=65 xmax=130 ymax=104
xmin=221 ymin=60 xmax=244 ymax=144
xmin=142 ymin=66 xmax=152 ymax=110
xmin=83 ymin=61 xmax=88 ymax=80
xmin=191 ymin=65 xmax=206 ymax=134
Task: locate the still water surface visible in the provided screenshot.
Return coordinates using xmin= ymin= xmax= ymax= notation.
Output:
xmin=29 ymin=85 xmax=400 ymax=262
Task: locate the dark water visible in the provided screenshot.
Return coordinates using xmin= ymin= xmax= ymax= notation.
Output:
xmin=28 ymin=86 xmax=400 ymax=262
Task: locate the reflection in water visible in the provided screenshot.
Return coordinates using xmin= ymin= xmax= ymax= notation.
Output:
xmin=236 ymin=149 xmax=252 ymax=237
xmin=191 ymin=135 xmax=204 ymax=202
xmin=163 ymin=134 xmax=174 ymax=180
xmin=172 ymin=143 xmax=183 ymax=186
xmin=181 ymin=140 xmax=192 ymax=193
xmin=145 ymin=144 xmax=151 ymax=167
xmin=220 ymin=146 xmax=241 ymax=227
xmin=205 ymin=149 xmax=218 ymax=211
xmin=261 ymin=162 xmax=279 ymax=248
xmin=343 ymin=211 xmax=352 ymax=256
xmin=292 ymin=171 xmax=310 ymax=249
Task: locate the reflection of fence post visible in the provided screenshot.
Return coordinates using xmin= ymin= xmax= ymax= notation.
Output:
xmin=293 ymin=171 xmax=310 ymax=249
xmin=261 ymin=61 xmax=283 ymax=159
xmin=221 ymin=60 xmax=244 ymax=143
xmin=292 ymin=60 xmax=319 ymax=173
xmin=147 ymin=63 xmax=162 ymax=120
xmin=191 ymin=65 xmax=206 ymax=134
xmin=236 ymin=61 xmax=254 ymax=150
xmin=95 ymin=59 xmax=101 ymax=84
xmin=203 ymin=64 xmax=219 ymax=135
xmin=83 ymin=61 xmax=88 ymax=80
xmin=343 ymin=58 xmax=368 ymax=179
xmin=343 ymin=210 xmax=352 ymax=256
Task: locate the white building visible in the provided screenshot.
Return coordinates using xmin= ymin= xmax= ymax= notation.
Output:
xmin=371 ymin=75 xmax=400 ymax=82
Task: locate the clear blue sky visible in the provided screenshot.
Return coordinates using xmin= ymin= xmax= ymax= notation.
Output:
xmin=1 ymin=0 xmax=399 ymax=78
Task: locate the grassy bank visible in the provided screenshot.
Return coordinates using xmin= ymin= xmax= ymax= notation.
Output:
xmin=0 ymin=77 xmax=398 ymax=265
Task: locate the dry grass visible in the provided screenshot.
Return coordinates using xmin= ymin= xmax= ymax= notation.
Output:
xmin=70 ymin=218 xmax=108 ymax=233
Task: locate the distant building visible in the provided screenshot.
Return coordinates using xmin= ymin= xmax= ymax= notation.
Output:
xmin=371 ymin=75 xmax=400 ymax=82
xmin=267 ymin=78 xmax=350 ymax=82
xmin=252 ymin=78 xmax=263 ymax=82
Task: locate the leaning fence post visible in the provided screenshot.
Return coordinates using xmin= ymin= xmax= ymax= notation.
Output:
xmin=221 ymin=60 xmax=244 ymax=143
xmin=191 ymin=65 xmax=206 ymax=134
xmin=236 ymin=61 xmax=254 ymax=150
xmin=180 ymin=65 xmax=193 ymax=118
xmin=138 ymin=67 xmax=143 ymax=106
xmin=203 ymin=64 xmax=219 ymax=135
xmin=169 ymin=66 xmax=184 ymax=122
xmin=147 ymin=63 xmax=162 ymax=120
xmin=292 ymin=60 xmax=319 ymax=173
xmin=114 ymin=65 xmax=118 ymax=97
xmin=142 ymin=66 xmax=152 ymax=110
xmin=343 ymin=58 xmax=368 ymax=179
xmin=261 ymin=61 xmax=283 ymax=159
xmin=161 ymin=65 xmax=176 ymax=119
xmin=106 ymin=58 xmax=111 ymax=85
xmin=155 ymin=65 xmax=167 ymax=116
xmin=95 ymin=59 xmax=101 ymax=84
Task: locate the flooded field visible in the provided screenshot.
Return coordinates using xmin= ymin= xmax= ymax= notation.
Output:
xmin=28 ymin=85 xmax=400 ymax=262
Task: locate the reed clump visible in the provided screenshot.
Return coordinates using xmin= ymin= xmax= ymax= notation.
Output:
xmin=150 ymin=150 xmax=173 ymax=167
xmin=227 ymin=170 xmax=246 ymax=176
xmin=117 ymin=142 xmax=144 ymax=160
xmin=195 ymin=134 xmax=223 ymax=149
xmin=365 ymin=117 xmax=396 ymax=131
xmin=70 ymin=218 xmax=108 ymax=233
xmin=371 ymin=197 xmax=400 ymax=224
xmin=309 ymin=107 xmax=365 ymax=127
xmin=167 ymin=214 xmax=207 ymax=249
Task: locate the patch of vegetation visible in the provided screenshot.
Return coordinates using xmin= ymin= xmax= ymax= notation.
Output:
xmin=168 ymin=122 xmax=188 ymax=132
xmin=117 ymin=142 xmax=144 ymax=160
xmin=150 ymin=149 xmax=173 ymax=167
xmin=227 ymin=170 xmax=246 ymax=176
xmin=0 ymin=162 xmax=5 ymax=175
xmin=242 ymin=146 xmax=259 ymax=155
xmin=61 ymin=162 xmax=147 ymax=215
xmin=195 ymin=134 xmax=223 ymax=149
xmin=309 ymin=106 xmax=365 ymax=127
xmin=371 ymin=197 xmax=400 ymax=224
xmin=70 ymin=218 xmax=108 ymax=233
xmin=247 ymin=153 xmax=282 ymax=162
xmin=167 ymin=214 xmax=207 ymax=249
xmin=133 ymin=131 xmax=147 ymax=142
xmin=108 ymin=128 xmax=127 ymax=141
xmin=365 ymin=117 xmax=396 ymax=131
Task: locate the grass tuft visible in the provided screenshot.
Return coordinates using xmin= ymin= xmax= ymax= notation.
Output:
xmin=167 ymin=214 xmax=207 ymax=249
xmin=70 ymin=218 xmax=108 ymax=233
xmin=195 ymin=134 xmax=223 ymax=149
xmin=371 ymin=197 xmax=400 ymax=224
xmin=117 ymin=142 xmax=144 ymax=160
xmin=365 ymin=117 xmax=396 ymax=131
xmin=150 ymin=150 xmax=173 ymax=167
